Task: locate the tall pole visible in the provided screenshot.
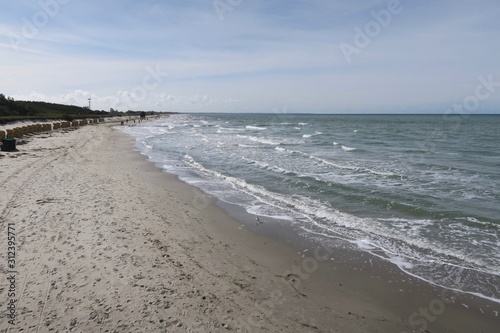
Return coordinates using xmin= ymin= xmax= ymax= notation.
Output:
xmin=88 ymin=97 xmax=91 ymax=110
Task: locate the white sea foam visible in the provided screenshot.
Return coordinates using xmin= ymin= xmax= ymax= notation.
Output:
xmin=237 ymin=135 xmax=281 ymax=145
xmin=341 ymin=145 xmax=357 ymax=152
xmin=238 ymin=144 xmax=259 ymax=148
xmin=389 ymin=256 xmax=414 ymax=269
xmin=307 ymin=154 xmax=359 ymax=171
xmin=303 ymin=131 xmax=323 ymax=138
xmin=466 ymin=217 xmax=499 ymax=228
xmin=217 ymin=127 xmax=245 ymax=133
xmin=355 ymin=239 xmax=376 ymax=250
xmin=147 ymin=127 xmax=170 ymax=135
xmin=241 ymin=157 xmax=292 ymax=175
xmin=246 ymin=125 xmax=267 ymax=131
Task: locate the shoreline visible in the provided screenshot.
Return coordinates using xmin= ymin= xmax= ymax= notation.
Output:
xmin=0 ymin=124 xmax=498 ymax=332
xmin=126 ymin=119 xmax=500 ymax=330
xmin=125 ymin=120 xmax=500 ymax=331
xmin=210 ymin=192 xmax=500 ymax=332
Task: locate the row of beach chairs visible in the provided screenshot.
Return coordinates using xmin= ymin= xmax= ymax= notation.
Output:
xmin=0 ymin=118 xmax=105 ymax=140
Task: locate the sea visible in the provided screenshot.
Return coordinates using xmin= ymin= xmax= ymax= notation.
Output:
xmin=122 ymin=113 xmax=500 ymax=304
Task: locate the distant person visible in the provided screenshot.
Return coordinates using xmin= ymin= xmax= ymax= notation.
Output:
xmin=140 ymin=112 xmax=146 ymax=120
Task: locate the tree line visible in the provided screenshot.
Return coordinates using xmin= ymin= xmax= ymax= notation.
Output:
xmin=0 ymin=94 xmax=170 ymax=124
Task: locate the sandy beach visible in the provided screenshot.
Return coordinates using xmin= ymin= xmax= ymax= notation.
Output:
xmin=1 ymin=122 xmax=498 ymax=332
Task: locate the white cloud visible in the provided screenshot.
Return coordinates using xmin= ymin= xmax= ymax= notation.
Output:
xmin=1 ymin=0 xmax=499 ymax=113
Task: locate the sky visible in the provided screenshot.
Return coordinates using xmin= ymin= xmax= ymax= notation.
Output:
xmin=1 ymin=0 xmax=499 ymax=113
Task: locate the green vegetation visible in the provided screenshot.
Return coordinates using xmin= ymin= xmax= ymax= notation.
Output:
xmin=0 ymin=93 xmax=174 ymax=124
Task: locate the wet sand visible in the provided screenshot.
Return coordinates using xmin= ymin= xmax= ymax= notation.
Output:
xmin=0 ymin=123 xmax=498 ymax=332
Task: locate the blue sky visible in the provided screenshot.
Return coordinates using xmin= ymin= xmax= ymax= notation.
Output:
xmin=1 ymin=0 xmax=499 ymax=113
